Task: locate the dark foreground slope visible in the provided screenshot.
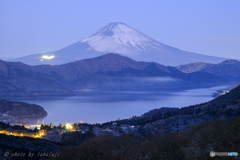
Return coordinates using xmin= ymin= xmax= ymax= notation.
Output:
xmin=0 ymin=133 xmax=59 ymax=160
xmin=51 ymin=117 xmax=240 ymax=160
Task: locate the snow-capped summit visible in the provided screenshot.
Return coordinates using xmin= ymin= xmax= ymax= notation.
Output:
xmin=81 ymin=22 xmax=155 ymax=53
xmin=11 ymin=22 xmax=227 ymax=66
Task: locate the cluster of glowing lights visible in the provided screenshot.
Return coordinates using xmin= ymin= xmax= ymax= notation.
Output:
xmin=66 ymin=123 xmax=73 ymax=130
xmin=0 ymin=122 xmax=76 ymax=139
xmin=0 ymin=130 xmax=45 ymax=138
xmin=40 ymin=55 xmax=55 ymax=60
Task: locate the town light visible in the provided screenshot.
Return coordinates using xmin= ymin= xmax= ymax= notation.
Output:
xmin=66 ymin=123 xmax=73 ymax=130
xmin=41 ymin=55 xmax=55 ymax=60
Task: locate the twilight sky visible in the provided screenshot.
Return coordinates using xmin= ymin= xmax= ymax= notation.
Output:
xmin=0 ymin=0 xmax=239 ymax=59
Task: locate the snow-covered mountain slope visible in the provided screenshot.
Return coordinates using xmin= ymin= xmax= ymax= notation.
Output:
xmin=11 ymin=22 xmax=227 ymax=66
xmin=81 ymin=22 xmax=163 ymax=54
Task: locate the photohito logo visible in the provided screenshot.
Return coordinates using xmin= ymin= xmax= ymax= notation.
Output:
xmin=210 ymin=151 xmax=238 ymax=157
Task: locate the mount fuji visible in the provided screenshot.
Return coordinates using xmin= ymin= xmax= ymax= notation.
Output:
xmin=12 ymin=22 xmax=227 ymax=66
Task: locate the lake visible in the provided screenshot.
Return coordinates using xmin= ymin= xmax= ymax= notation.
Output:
xmin=23 ymin=85 xmax=227 ymax=125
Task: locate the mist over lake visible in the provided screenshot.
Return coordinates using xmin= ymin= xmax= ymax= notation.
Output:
xmin=22 ymin=86 xmax=227 ymax=125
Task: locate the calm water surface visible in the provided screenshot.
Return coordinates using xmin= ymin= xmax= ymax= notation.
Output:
xmin=24 ymin=86 xmax=227 ymax=125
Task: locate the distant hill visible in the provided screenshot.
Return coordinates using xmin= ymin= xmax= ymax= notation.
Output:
xmin=177 ymin=59 xmax=240 ymax=81
xmin=177 ymin=59 xmax=240 ymax=97
xmin=227 ymin=79 xmax=240 ymax=90
xmin=11 ymin=22 xmax=227 ymax=66
xmin=0 ymin=100 xmax=47 ymax=124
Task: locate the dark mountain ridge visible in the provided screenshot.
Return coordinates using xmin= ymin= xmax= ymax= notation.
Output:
xmin=0 ymin=53 xmax=231 ymax=99
xmin=32 ymin=53 xmax=230 ymax=91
